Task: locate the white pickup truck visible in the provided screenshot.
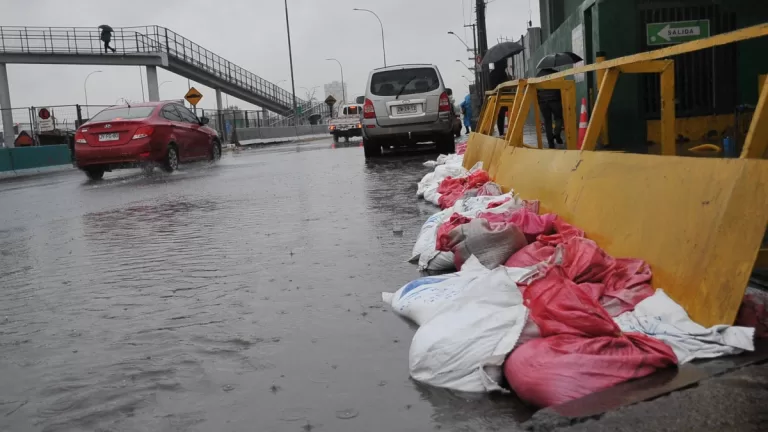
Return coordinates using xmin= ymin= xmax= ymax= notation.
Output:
xmin=328 ymin=104 xmax=363 ymax=142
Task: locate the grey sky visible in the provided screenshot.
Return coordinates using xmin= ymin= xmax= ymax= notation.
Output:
xmin=2 ymin=0 xmax=539 ymax=110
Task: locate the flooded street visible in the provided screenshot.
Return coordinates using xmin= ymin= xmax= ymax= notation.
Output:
xmin=0 ymin=139 xmax=529 ymax=432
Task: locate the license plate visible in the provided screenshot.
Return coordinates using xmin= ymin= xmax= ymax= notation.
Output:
xmin=397 ymin=105 xmax=418 ymax=115
xmin=99 ymin=133 xmax=119 ymax=142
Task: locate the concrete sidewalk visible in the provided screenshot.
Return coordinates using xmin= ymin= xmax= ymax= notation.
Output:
xmin=233 ymin=133 xmax=329 ymax=147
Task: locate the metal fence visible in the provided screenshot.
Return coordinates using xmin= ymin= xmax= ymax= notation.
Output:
xmin=0 ymin=26 xmax=309 ymax=117
xmin=1 ymin=103 xmax=334 ymax=148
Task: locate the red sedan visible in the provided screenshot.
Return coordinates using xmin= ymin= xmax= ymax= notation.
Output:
xmin=74 ymin=101 xmax=221 ymax=180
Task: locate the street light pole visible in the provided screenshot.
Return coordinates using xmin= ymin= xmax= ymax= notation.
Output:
xmin=447 ymin=31 xmax=473 ymax=53
xmin=284 ymin=0 xmax=298 ymax=121
xmin=83 ymin=70 xmax=102 ymax=118
xmin=326 ymin=58 xmax=346 ymax=103
xmin=353 ymin=8 xmax=387 ymax=67
xmin=456 ymin=59 xmax=475 ymax=72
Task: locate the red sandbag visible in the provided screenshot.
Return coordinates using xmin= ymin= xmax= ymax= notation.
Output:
xmin=504 ymin=266 xmax=677 ymax=407
xmin=478 ymin=208 xmax=558 ymax=243
xmin=435 ymin=213 xmax=472 ymax=252
xmin=736 ymin=287 xmax=768 ymax=339
xmin=503 ymin=217 xmax=580 ymax=268
xmin=437 ymin=171 xmax=491 ymax=209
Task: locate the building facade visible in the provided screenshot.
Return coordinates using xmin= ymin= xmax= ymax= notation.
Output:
xmin=531 ymin=0 xmax=768 ymax=153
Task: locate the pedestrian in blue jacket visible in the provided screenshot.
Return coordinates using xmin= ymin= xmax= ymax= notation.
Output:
xmin=460 ymin=94 xmax=473 ymax=135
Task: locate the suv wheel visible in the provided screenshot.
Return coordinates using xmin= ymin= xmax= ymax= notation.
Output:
xmin=363 ymin=138 xmax=381 ymax=158
xmin=436 ymin=134 xmax=455 ymax=154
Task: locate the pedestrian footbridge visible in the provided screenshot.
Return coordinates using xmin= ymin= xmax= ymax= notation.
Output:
xmin=0 ymin=26 xmax=322 ymax=130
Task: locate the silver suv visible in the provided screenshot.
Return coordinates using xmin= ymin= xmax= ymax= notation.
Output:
xmin=361 ymin=64 xmax=454 ymax=158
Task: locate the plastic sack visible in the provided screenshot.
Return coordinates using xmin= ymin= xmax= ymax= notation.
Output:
xmin=382 ymin=262 xmax=490 ymax=325
xmin=410 ymin=258 xmax=532 ymax=392
xmin=477 ymin=182 xmax=503 ymax=197
xmin=478 ymin=208 xmax=558 ymax=243
xmin=438 ymin=170 xmax=491 ymax=209
xmin=410 ymin=208 xmax=453 ymax=262
xmin=454 ymin=194 xmax=524 ymax=218
xmin=615 ymin=289 xmax=754 ymax=364
xmin=448 ymin=218 xmax=528 ymax=270
xmin=503 ymin=218 xmax=583 ymax=268
xmin=736 ymin=286 xmax=768 ymax=339
xmin=436 ymin=213 xmax=473 ymax=252
xmin=504 ymin=266 xmax=677 ymax=407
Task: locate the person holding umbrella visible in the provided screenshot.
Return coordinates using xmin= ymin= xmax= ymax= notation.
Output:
xmin=536 ymin=68 xmax=564 ymax=148
xmin=481 ymin=41 xmax=523 ymax=137
xmin=98 ymin=25 xmax=116 ymax=53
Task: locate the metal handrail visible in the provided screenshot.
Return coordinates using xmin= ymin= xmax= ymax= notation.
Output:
xmin=0 ymin=25 xmax=307 ymax=116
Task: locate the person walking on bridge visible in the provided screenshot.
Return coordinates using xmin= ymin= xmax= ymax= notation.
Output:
xmin=489 ymin=61 xmax=510 ymax=137
xmin=98 ymin=25 xmax=116 ymax=54
xmin=536 ymin=68 xmax=564 ymax=148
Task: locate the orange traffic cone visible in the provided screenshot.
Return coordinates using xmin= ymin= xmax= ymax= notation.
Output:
xmin=577 ymin=98 xmax=588 ymax=149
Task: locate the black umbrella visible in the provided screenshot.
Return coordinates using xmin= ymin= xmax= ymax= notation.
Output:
xmin=536 ymin=68 xmax=559 ymax=77
xmin=481 ymin=41 xmax=524 ymax=66
xmin=536 ymin=52 xmax=583 ymax=69
xmin=98 ymin=25 xmax=114 ymax=33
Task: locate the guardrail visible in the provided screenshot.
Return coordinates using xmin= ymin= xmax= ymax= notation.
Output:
xmin=0 ymin=25 xmax=307 ymax=116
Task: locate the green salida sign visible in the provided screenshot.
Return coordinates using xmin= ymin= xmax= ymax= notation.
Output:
xmin=647 ymin=19 xmax=710 ymax=46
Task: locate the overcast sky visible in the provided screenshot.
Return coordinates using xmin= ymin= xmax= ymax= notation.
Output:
xmin=2 ymin=0 xmax=539 ymax=111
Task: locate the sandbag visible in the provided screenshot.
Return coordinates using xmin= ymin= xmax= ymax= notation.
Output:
xmin=736 ymin=286 xmax=768 ymax=339
xmin=448 ymin=218 xmax=528 ymax=270
xmin=615 ymin=289 xmax=755 ymax=364
xmin=409 ymin=260 xmax=531 ymax=392
xmin=479 ymin=208 xmax=557 ymax=243
xmin=438 ymin=170 xmax=491 ymax=209
xmin=477 ymin=182 xmax=502 ymax=197
xmin=504 ymin=266 xmax=677 ymax=407
xmin=418 ymin=249 xmax=456 ymax=271
xmin=410 ymin=208 xmax=453 ymax=263
xmin=453 ymin=194 xmax=524 ymax=218
xmin=436 ymin=213 xmax=473 ymax=252
xmin=382 ymin=260 xmax=490 ymax=325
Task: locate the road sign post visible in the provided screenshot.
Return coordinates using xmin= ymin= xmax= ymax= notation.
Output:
xmin=647 ymin=20 xmax=710 ymax=46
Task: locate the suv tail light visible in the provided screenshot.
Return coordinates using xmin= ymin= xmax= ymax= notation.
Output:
xmin=74 ymin=131 xmax=87 ymax=144
xmin=438 ymin=92 xmax=451 ymax=112
xmin=363 ymin=98 xmax=376 ymax=119
xmin=132 ymin=126 xmax=155 ymax=140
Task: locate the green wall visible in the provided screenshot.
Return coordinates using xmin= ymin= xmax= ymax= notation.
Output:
xmin=0 ymin=145 xmax=72 ymax=172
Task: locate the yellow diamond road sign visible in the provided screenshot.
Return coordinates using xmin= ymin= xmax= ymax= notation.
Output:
xmin=185 ymin=87 xmax=203 ymax=106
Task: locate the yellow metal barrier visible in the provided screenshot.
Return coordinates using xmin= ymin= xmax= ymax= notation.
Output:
xmin=462 ymin=23 xmax=768 ymax=327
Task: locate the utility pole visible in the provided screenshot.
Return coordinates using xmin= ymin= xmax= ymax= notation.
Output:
xmin=475 ymin=0 xmax=489 ymax=95
xmin=284 ymin=0 xmax=298 ymax=123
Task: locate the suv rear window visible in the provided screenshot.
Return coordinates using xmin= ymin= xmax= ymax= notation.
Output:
xmin=89 ymin=107 xmax=155 ymax=122
xmin=370 ymin=68 xmax=440 ymax=97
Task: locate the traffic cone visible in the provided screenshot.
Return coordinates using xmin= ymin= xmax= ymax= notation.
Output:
xmin=577 ymin=98 xmax=588 ymax=149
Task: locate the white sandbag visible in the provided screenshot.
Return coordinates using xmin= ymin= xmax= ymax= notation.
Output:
xmin=409 ymin=259 xmax=531 ymax=392
xmin=452 ymin=193 xmax=524 ymax=218
xmin=423 ymin=183 xmax=442 ymax=206
xmin=409 ymin=208 xmax=453 ymax=262
xmin=417 ymin=249 xmax=455 ymax=271
xmin=417 ymin=172 xmax=436 ymax=197
xmin=615 ymin=289 xmax=755 ymax=364
xmin=448 ymin=218 xmax=528 ymax=269
xmin=382 ymin=259 xmax=490 ymax=325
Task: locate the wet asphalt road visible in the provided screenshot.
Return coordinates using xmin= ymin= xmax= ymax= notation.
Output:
xmin=2 ymin=137 xmax=767 ymax=432
xmin=0 ymin=138 xmax=529 ymax=432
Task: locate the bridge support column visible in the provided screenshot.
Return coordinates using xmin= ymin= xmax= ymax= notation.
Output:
xmin=215 ymin=88 xmax=225 ymax=139
xmin=146 ymin=66 xmax=160 ymax=102
xmin=0 ymin=63 xmax=14 ymax=148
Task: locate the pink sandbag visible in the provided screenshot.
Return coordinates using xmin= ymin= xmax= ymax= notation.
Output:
xmin=437 ymin=170 xmax=491 ymax=209
xmin=478 ymin=208 xmax=558 ymax=243
xmin=435 ymin=213 xmax=472 ymax=252
xmin=555 ymin=237 xmax=654 ymax=316
xmin=503 ymin=217 xmax=580 ymax=268
xmin=447 ymin=218 xmax=528 ymax=270
xmin=736 ymin=287 xmax=768 ymax=339
xmin=504 ymin=266 xmax=677 ymax=407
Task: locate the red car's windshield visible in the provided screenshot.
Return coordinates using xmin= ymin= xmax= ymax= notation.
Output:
xmin=89 ymin=106 xmax=155 ymax=122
